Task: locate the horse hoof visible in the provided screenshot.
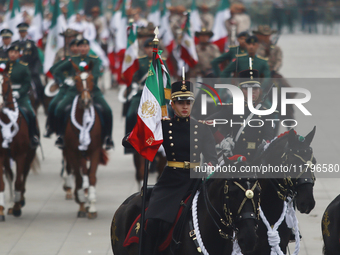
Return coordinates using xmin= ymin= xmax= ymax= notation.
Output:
xmin=7 ymin=208 xmax=13 ymax=215
xmin=77 ymin=211 xmax=87 ymax=218
xmin=88 ymin=212 xmax=97 ymax=219
xmin=0 ymin=215 xmax=5 ymax=222
xmin=20 ymin=199 xmax=25 ymax=207
xmin=13 ymin=209 xmax=22 ymax=217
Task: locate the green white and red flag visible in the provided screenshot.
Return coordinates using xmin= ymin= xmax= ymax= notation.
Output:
xmin=33 ymin=0 xmax=44 ymax=48
xmin=121 ymin=22 xmax=139 ymax=86
xmin=180 ymin=12 xmax=198 ymax=68
xmin=128 ymin=51 xmax=171 ymax=161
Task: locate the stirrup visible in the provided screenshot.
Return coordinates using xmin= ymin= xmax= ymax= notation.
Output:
xmin=43 ymin=128 xmax=53 ymax=138
xmin=30 ymin=136 xmax=40 ymax=149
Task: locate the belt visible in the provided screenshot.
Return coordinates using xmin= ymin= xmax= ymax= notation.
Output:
xmin=167 ymin=161 xmax=200 ymax=169
xmin=11 ymin=84 xmax=21 ymax=89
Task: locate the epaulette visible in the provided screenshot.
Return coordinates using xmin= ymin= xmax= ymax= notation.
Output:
xmin=89 ymin=54 xmax=98 ymax=58
xmin=0 ymin=58 xmax=8 ymax=61
xmin=71 ymin=54 xmax=80 ymax=57
xmin=19 ymin=61 xmax=28 ymax=66
xmin=228 ymin=45 xmax=238 ymax=48
xmin=162 ymin=117 xmax=171 ymax=121
xmin=138 ymin=55 xmax=147 ymax=59
xmin=257 ymin=55 xmax=268 ymax=61
xmin=235 ymin=53 xmax=247 ymax=57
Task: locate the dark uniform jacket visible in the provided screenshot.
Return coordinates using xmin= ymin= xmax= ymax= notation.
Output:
xmin=207 ymin=102 xmax=275 ymax=162
xmin=13 ymin=38 xmax=41 ymax=76
xmin=144 ymin=116 xmax=218 ymax=223
xmin=0 ymin=44 xmax=11 ymax=59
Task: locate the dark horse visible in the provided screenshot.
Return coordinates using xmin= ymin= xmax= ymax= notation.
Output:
xmin=62 ymin=61 xmax=108 ymax=219
xmin=249 ymin=128 xmax=316 ymax=255
xmin=0 ymin=65 xmax=38 ymax=221
xmin=111 ymin=167 xmax=262 ymax=255
xmin=322 ymin=195 xmax=340 ymax=255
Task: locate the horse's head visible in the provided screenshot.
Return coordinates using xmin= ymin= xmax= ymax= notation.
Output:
xmin=261 ymin=127 xmax=316 ymax=214
xmin=71 ymin=60 xmax=94 ymax=109
xmin=0 ymin=63 xmax=13 ymax=111
xmin=224 ymin=177 xmax=261 ymax=253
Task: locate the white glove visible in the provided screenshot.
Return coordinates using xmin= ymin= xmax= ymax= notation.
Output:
xmin=12 ymin=91 xmax=20 ymax=99
xmin=127 ymin=82 xmax=139 ymax=101
xmin=118 ymin=84 xmax=127 ymax=103
xmin=219 ymin=137 xmax=235 ymax=157
xmin=64 ymin=77 xmax=75 ymax=86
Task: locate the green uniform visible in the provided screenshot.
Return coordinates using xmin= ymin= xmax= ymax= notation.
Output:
xmin=53 ymin=54 xmax=112 ymax=141
xmin=221 ymin=53 xmax=271 ymax=91
xmin=211 ymin=46 xmax=247 ymax=77
xmin=125 ymin=56 xmax=151 ymax=154
xmin=0 ymin=59 xmax=39 ymax=141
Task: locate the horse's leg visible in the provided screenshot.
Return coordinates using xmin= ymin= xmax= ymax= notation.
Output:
xmin=0 ymin=156 xmax=5 ymax=221
xmin=12 ymin=153 xmax=27 ymax=217
xmin=63 ymin=157 xmax=74 ymax=200
xmin=87 ymin=149 xmax=101 ymax=219
xmin=70 ymin=151 xmax=87 ymax=218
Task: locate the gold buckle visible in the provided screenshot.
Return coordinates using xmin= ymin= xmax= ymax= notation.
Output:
xmin=189 ymin=230 xmax=195 ymax=238
xmin=184 ymin=161 xmax=190 ymax=169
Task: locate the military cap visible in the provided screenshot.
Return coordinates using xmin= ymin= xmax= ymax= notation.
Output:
xmin=77 ymin=10 xmax=85 ymax=15
xmin=238 ymin=69 xmax=261 ymax=88
xmin=237 ymin=31 xmax=249 ymax=38
xmin=171 ymin=80 xmax=195 ymax=101
xmin=195 ymin=28 xmax=214 ymax=38
xmin=69 ymin=39 xmax=79 ymax=47
xmin=17 ymin=22 xmax=29 ymax=31
xmin=253 ymin=25 xmax=277 ymax=36
xmin=59 ymin=28 xmax=79 ymax=37
xmin=246 ymin=35 xmax=258 ymax=44
xmin=77 ymin=38 xmax=90 ymax=46
xmin=0 ymin=29 xmax=13 ymax=38
xmin=7 ymin=44 xmax=20 ymax=52
xmin=143 ymin=38 xmax=153 ymax=48
xmin=138 ymin=22 xmax=155 ymax=38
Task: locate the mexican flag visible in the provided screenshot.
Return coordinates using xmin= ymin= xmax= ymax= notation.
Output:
xmin=190 ymin=0 xmax=201 ymax=43
xmin=147 ymin=0 xmax=161 ymax=27
xmin=43 ymin=0 xmax=67 ymax=73
xmin=33 ymin=0 xmax=44 ymax=48
xmin=210 ymin=0 xmax=231 ymax=52
xmin=121 ymin=22 xmax=139 ymax=86
xmin=128 ymin=52 xmax=171 ymax=161
xmin=160 ymin=0 xmax=174 ymax=53
xmin=67 ymin=0 xmax=76 ymax=23
xmin=5 ymin=0 xmax=21 ymax=41
xmin=180 ymin=12 xmax=198 ymax=68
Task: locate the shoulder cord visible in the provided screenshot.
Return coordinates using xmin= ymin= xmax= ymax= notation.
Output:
xmin=70 ymin=95 xmax=95 ymax=151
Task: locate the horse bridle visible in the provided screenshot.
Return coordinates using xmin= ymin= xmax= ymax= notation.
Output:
xmin=0 ymin=73 xmax=16 ymax=109
xmin=269 ymin=145 xmax=316 ymax=201
xmin=202 ymin=179 xmax=260 ymax=240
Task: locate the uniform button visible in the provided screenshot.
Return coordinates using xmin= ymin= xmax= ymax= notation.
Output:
xmin=195 ymin=145 xmax=198 ymax=149
xmin=193 ymin=160 xmax=196 ymax=162
xmin=247 ymin=152 xmax=250 ymax=155
xmin=170 ymin=143 xmax=174 ymax=147
xmin=194 ymin=138 xmax=198 ymax=142
xmin=193 ymin=153 xmax=196 ymax=156
xmin=240 ymin=116 xmax=243 ymax=119
xmin=169 ymin=123 xmax=172 ymax=126
xmin=169 ymin=130 xmax=172 ymax=134
xmin=194 ymin=131 xmax=197 ymax=135
xmin=172 ymin=152 xmax=175 ymax=155
xmin=259 ymin=116 xmax=261 ymax=118
xmin=169 ymin=136 xmax=173 ymax=140
xmin=242 ymin=131 xmax=245 ymax=134
xmin=259 ymin=122 xmax=261 ymax=125
xmin=259 ymin=131 xmax=261 ymax=133
xmin=173 ymin=159 xmax=176 ymax=161
xmin=257 ymin=138 xmax=260 ymax=141
xmin=243 ymin=138 xmax=246 ymax=141
xmin=195 ymin=125 xmax=198 ymax=128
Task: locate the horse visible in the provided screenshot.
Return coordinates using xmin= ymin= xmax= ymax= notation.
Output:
xmin=62 ymin=61 xmax=108 ymax=219
xmin=0 ymin=65 xmax=38 ymax=221
xmin=111 ymin=168 xmax=262 ymax=255
xmin=249 ymin=128 xmax=316 ymax=255
xmin=322 ymin=195 xmax=340 ymax=255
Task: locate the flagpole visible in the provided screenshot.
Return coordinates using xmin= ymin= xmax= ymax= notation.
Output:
xmin=138 ymin=26 xmax=159 ymax=255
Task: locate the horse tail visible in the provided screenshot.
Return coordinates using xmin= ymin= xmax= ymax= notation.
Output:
xmin=100 ymin=148 xmax=109 ymax=165
xmin=30 ymin=155 xmax=40 ymax=173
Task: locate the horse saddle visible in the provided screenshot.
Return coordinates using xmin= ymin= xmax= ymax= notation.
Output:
xmin=123 ymin=189 xmax=191 ymax=252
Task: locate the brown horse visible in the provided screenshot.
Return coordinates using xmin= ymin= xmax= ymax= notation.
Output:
xmin=62 ymin=61 xmax=108 ymax=219
xmin=0 ymin=65 xmax=38 ymax=221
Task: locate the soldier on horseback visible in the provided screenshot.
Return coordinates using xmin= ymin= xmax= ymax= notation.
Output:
xmin=0 ymin=44 xmax=40 ymax=148
xmin=52 ymin=38 xmax=113 ymax=150
xmin=123 ymin=80 xmax=218 ymax=255
xmin=12 ymin=23 xmax=44 ymax=108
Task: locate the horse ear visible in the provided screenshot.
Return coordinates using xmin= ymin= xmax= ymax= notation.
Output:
xmin=287 ymin=129 xmax=296 ymax=145
xmin=70 ymin=60 xmax=80 ymax=73
xmin=304 ymin=126 xmax=316 ymax=146
xmin=88 ymin=61 xmax=93 ymax=72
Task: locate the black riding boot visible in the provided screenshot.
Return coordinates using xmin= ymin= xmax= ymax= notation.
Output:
xmin=29 ymin=116 xmax=40 ymax=149
xmin=44 ymin=112 xmax=54 ymax=138
xmin=55 ymin=116 xmax=64 ymax=149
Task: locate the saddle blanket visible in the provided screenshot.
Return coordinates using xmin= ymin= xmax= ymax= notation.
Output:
xmin=123 ymin=195 xmax=191 ymax=252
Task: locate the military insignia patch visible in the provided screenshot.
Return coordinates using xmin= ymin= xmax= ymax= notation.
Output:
xmin=181 ymin=84 xmax=187 ymax=91
xmin=141 ymin=100 xmax=157 ymax=118
xmin=247 ymin=142 xmax=256 ymax=149
xmin=27 ymin=42 xmax=31 ymax=48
